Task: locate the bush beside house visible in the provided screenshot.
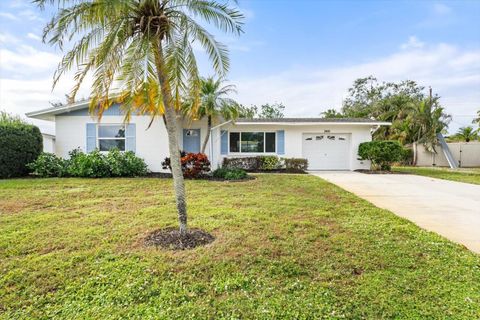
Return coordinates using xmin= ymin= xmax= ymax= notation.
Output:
xmin=0 ymin=121 xmax=43 ymax=178
xmin=358 ymin=140 xmax=405 ymax=171
xmin=212 ymin=167 xmax=248 ymax=180
xmin=162 ymin=152 xmax=211 ymax=178
xmin=28 ymin=149 xmax=148 ymax=178
xmin=222 ymin=156 xmax=308 ymax=173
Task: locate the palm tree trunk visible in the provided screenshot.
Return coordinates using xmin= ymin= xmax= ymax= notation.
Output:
xmin=200 ymin=115 xmax=212 ymax=154
xmin=153 ymin=40 xmax=187 ymax=235
xmin=412 ymin=141 xmax=418 ymax=166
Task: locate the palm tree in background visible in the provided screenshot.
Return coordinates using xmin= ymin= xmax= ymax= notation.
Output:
xmin=36 ymin=0 xmax=244 ymax=235
xmin=474 ymin=110 xmax=480 ymax=131
xmin=185 ymin=77 xmax=239 ymax=153
xmin=455 ymin=126 xmax=478 ymax=142
xmin=408 ymin=97 xmax=450 ymax=164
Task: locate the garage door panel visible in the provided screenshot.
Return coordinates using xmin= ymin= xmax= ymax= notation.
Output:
xmin=302 ymin=133 xmax=350 ymax=170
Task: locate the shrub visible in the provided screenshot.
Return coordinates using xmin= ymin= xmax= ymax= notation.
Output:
xmin=162 ymin=152 xmax=211 ymax=179
xmin=401 ymin=147 xmax=413 ymax=165
xmin=259 ymin=156 xmax=281 ymax=170
xmin=68 ymin=149 xmax=148 ymax=178
xmin=358 ymin=140 xmax=404 ymax=171
xmin=284 ymin=158 xmax=308 ymax=172
xmin=67 ymin=150 xmax=111 ymax=178
xmin=27 ymin=153 xmax=67 ymax=177
xmin=222 ymin=156 xmax=308 ymax=172
xmin=0 ymin=122 xmax=43 ymax=178
xmin=222 ymin=157 xmax=260 ymax=171
xmin=212 ymin=168 xmax=248 ymax=180
xmin=106 ymin=149 xmax=148 ymax=177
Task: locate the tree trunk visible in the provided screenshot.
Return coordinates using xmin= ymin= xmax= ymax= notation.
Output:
xmin=153 ymin=40 xmax=187 ymax=235
xmin=200 ymin=115 xmax=212 ymax=154
xmin=412 ymin=141 xmax=418 ymax=166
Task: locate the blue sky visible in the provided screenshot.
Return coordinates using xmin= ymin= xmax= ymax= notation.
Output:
xmin=1 ymin=0 xmax=479 ymax=134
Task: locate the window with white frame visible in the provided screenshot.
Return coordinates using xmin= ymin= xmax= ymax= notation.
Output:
xmin=229 ymin=132 xmax=276 ymax=153
xmin=98 ymin=124 xmax=126 ymax=151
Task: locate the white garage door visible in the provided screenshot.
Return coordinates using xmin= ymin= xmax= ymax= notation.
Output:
xmin=302 ymin=133 xmax=350 ymax=170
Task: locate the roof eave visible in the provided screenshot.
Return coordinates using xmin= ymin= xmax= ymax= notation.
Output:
xmin=233 ymin=121 xmax=391 ymax=126
xmin=25 ymin=100 xmax=91 ymax=121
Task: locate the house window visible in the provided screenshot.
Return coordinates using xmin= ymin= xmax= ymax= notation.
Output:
xmin=229 ymin=132 xmax=276 ymax=153
xmin=98 ymin=124 xmax=125 ymax=151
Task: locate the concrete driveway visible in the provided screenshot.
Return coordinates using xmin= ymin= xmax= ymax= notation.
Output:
xmin=311 ymin=171 xmax=480 ymax=254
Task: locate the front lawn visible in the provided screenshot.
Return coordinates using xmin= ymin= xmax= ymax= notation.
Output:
xmin=1 ymin=175 xmax=479 ymax=319
xmin=394 ymin=166 xmax=480 ymax=185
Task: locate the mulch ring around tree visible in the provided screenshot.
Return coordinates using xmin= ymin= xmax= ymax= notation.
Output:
xmin=144 ymin=227 xmax=215 ymax=250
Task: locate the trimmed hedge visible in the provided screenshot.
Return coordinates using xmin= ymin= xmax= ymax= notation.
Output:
xmin=212 ymin=168 xmax=248 ymax=180
xmin=0 ymin=123 xmax=43 ymax=178
xmin=358 ymin=140 xmax=405 ymax=171
xmin=284 ymin=158 xmax=309 ymax=172
xmin=222 ymin=156 xmax=308 ymax=173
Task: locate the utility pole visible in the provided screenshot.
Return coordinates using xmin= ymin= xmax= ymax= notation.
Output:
xmin=429 ymin=86 xmax=433 ymax=106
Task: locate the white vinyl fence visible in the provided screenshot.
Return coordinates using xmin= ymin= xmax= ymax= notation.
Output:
xmin=416 ymin=142 xmax=480 ymax=167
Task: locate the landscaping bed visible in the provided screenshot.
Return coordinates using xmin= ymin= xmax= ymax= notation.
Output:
xmin=1 ymin=175 xmax=479 ymax=318
xmin=355 ymin=169 xmax=409 ymax=175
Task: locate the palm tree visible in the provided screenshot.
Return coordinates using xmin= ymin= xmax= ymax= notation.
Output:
xmin=185 ymin=77 xmax=239 ymax=153
xmin=36 ymin=0 xmax=244 ymax=235
xmin=474 ymin=110 xmax=480 ymax=130
xmin=455 ymin=126 xmax=478 ymax=142
xmin=408 ymin=97 xmax=450 ymax=165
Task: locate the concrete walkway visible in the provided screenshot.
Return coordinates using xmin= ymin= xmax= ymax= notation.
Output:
xmin=310 ymin=171 xmax=480 ymax=254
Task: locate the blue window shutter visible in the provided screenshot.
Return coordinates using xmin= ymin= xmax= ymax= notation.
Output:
xmin=126 ymin=123 xmax=136 ymax=152
xmin=276 ymin=130 xmax=285 ymax=155
xmin=86 ymin=123 xmax=96 ymax=152
xmin=220 ymin=130 xmax=228 ymax=155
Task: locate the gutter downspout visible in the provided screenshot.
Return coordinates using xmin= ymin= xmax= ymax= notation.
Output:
xmin=209 ymin=120 xmax=232 ymax=168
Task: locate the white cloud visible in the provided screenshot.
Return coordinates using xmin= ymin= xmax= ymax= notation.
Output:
xmin=400 ymin=36 xmax=425 ymax=50
xmin=0 ymin=45 xmax=59 ymax=75
xmin=26 ymin=32 xmax=42 ymax=41
xmin=0 ymin=12 xmax=18 ymax=20
xmin=233 ymin=41 xmax=480 ymax=133
xmin=433 ymin=3 xmax=452 ymax=15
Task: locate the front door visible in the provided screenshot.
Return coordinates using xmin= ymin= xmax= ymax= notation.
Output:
xmin=183 ymin=129 xmax=201 ymax=153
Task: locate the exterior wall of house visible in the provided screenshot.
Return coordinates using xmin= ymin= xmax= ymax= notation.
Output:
xmin=416 ymin=142 xmax=480 ymax=168
xmin=213 ymin=123 xmax=373 ymax=170
xmin=42 ymin=134 xmax=56 ymax=153
xmin=55 ymin=114 xmax=210 ymax=172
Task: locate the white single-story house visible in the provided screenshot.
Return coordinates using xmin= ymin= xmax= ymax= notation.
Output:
xmin=27 ymin=101 xmax=390 ymax=171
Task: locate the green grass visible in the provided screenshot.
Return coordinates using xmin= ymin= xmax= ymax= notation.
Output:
xmin=1 ymin=175 xmax=479 ymax=319
xmin=394 ymin=166 xmax=480 ymax=185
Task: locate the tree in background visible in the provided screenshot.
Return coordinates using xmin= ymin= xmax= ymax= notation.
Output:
xmin=257 ymin=103 xmax=285 ymax=118
xmin=473 ymin=110 xmax=480 ymax=131
xmin=185 ymin=77 xmax=240 ymax=153
xmin=454 ymin=126 xmax=478 ymax=142
xmin=37 ymin=0 xmax=244 ymax=236
xmin=341 ymin=76 xmax=424 ymax=119
xmin=320 ymin=108 xmax=345 ymax=118
xmin=339 ymin=77 xmax=451 ymax=155
xmin=237 ymin=102 xmax=285 ymax=119
xmin=407 ymin=96 xmax=450 ymax=164
xmin=0 ymin=110 xmax=28 ymax=126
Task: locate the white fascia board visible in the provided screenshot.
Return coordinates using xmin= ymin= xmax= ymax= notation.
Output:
xmin=233 ymin=121 xmax=391 ymax=126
